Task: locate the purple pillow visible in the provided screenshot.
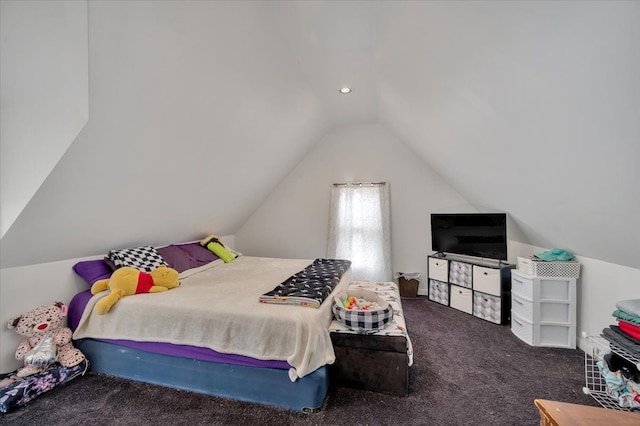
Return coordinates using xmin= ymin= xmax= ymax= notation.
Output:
xmin=156 ymin=245 xmax=196 ymax=273
xmin=175 ymin=242 xmax=220 ymax=266
xmin=156 ymin=243 xmax=219 ymax=273
xmin=72 ymin=260 xmax=113 ymax=286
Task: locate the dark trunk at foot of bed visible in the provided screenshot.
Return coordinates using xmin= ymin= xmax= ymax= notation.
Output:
xmin=329 ymin=333 xmax=408 ymax=396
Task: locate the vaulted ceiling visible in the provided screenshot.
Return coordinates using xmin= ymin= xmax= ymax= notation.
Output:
xmin=1 ymin=1 xmax=638 ymax=270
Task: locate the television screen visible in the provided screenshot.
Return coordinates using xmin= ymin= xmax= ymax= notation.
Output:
xmin=431 ymin=213 xmax=507 ymax=261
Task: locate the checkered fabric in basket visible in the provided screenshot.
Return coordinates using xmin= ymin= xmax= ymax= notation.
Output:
xmin=332 ymin=289 xmax=394 ymax=334
xmin=108 ymin=245 xmax=168 ymax=272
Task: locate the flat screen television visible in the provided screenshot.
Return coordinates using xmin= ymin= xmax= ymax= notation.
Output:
xmin=431 ymin=213 xmax=507 ymax=261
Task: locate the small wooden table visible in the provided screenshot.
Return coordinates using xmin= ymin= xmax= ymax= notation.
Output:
xmin=534 ymin=399 xmax=640 ymax=426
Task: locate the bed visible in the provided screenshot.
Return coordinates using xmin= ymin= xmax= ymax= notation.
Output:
xmin=68 ymin=242 xmax=351 ymax=412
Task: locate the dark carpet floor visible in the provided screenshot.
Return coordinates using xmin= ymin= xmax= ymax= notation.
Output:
xmin=2 ymin=297 xmax=599 ymax=425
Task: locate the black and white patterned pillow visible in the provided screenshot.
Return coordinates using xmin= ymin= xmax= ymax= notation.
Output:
xmin=108 ymin=245 xmax=168 ymax=273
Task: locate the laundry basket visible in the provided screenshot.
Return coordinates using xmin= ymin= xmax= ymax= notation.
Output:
xmin=395 ymin=272 xmax=421 ymax=297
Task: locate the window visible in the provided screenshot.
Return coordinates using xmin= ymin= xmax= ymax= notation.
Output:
xmin=327 ymin=183 xmax=391 ymax=282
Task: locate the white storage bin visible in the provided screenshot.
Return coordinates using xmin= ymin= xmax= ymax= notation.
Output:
xmin=428 ymin=258 xmax=449 ymax=282
xmin=517 ymin=256 xmax=581 ymax=278
xmin=449 ymin=285 xmax=473 ymax=315
xmin=472 ymin=265 xmax=501 ymax=296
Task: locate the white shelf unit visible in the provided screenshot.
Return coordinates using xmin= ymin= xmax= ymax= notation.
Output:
xmin=582 ymin=333 xmax=640 ymax=411
xmin=510 ymin=270 xmax=577 ymax=348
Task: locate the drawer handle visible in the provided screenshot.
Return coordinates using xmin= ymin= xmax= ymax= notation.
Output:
xmin=513 ymin=278 xmax=523 ymax=284
xmin=484 ymin=272 xmax=488 ymax=275
xmin=484 ymin=298 xmax=489 ymax=302
xmin=514 ymin=297 xmax=523 ymax=305
xmin=513 ymin=318 xmax=523 ymax=326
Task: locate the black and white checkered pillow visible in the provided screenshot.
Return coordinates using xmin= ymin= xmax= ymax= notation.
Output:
xmin=108 ymin=245 xmax=168 ymax=272
xmin=332 ymin=292 xmax=394 ymax=334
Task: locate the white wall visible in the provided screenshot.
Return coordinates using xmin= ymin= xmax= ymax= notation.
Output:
xmin=235 ymin=123 xmax=473 ymax=294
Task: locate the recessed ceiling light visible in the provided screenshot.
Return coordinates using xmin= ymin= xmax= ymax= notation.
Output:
xmin=339 ymin=87 xmax=352 ymax=94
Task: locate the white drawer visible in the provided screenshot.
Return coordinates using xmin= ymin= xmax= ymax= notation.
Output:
xmin=428 ymin=258 xmax=449 ymax=282
xmin=511 ymin=271 xmax=533 ymax=299
xmin=449 ymin=285 xmax=473 ymax=315
xmin=449 ymin=261 xmax=472 ymax=288
xmin=511 ymin=293 xmax=533 ymax=321
xmin=472 ymin=266 xmax=501 ymax=296
xmin=511 ymin=311 xmax=533 ymax=345
xmin=538 ymin=278 xmax=572 ymax=301
xmin=540 ymin=301 xmax=571 ymax=323
xmin=538 ymin=324 xmax=571 ymax=348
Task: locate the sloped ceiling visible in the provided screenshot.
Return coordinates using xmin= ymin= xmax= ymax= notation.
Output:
xmin=0 ymin=1 xmax=88 ymax=238
xmin=1 ymin=1 xmax=639 ymax=270
xmin=375 ymin=1 xmax=640 ymax=269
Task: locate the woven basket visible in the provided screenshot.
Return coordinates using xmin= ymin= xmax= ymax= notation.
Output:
xmin=332 ymin=288 xmax=393 ymax=333
xmin=517 ymin=256 xmax=581 ymax=278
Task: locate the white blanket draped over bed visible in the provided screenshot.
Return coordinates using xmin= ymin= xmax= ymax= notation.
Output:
xmin=73 ymin=256 xmax=350 ymax=381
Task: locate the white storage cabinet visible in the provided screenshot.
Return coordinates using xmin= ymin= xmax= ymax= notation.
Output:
xmin=510 ymin=270 xmax=577 ymax=348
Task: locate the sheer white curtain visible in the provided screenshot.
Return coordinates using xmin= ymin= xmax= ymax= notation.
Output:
xmin=327 ymin=183 xmax=391 ymax=282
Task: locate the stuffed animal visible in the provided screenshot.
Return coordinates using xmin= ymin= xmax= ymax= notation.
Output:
xmin=90 ymin=265 xmax=180 ymax=314
xmin=8 ymin=302 xmax=86 ymax=378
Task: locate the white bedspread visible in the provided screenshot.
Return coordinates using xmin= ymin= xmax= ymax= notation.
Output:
xmin=73 ymin=256 xmax=350 ymax=381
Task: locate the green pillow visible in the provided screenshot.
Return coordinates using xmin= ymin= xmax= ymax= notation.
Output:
xmin=200 ymin=235 xmax=235 ymax=263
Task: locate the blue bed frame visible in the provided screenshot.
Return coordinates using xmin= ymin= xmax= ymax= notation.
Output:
xmin=74 ymin=339 xmax=329 ymax=413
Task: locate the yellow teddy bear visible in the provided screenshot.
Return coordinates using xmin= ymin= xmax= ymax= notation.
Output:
xmin=90 ymin=265 xmax=180 ymax=315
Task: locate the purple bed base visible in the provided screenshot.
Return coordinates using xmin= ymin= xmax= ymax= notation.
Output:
xmin=68 ymin=290 xmax=290 ymax=370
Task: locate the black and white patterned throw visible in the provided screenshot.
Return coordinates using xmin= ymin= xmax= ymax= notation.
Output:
xmin=259 ymin=258 xmax=351 ymax=308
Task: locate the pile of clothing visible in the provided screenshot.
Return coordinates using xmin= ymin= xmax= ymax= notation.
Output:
xmin=598 ymin=298 xmax=640 ymax=410
xmin=604 ymin=299 xmax=640 ymax=356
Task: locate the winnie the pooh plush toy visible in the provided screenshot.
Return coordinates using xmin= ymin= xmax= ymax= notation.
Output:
xmin=90 ymin=265 xmax=180 ymax=314
xmin=8 ymin=302 xmax=86 ymax=378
